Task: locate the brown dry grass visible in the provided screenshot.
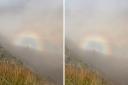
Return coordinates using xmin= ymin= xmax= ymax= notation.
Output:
xmin=65 ymin=64 xmax=110 ymax=85
xmin=0 ymin=61 xmax=50 ymax=85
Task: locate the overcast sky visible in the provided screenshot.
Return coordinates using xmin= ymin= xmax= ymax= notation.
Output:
xmin=0 ymin=0 xmax=63 ymax=84
xmin=66 ymin=0 xmax=128 ymax=85
xmin=0 ymin=0 xmax=62 ymax=50
xmin=66 ymin=0 xmax=128 ymax=58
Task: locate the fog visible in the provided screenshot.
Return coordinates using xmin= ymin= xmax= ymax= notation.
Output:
xmin=0 ymin=0 xmax=63 ymax=85
xmin=66 ymin=39 xmax=128 ymax=85
xmin=66 ymin=0 xmax=128 ymax=85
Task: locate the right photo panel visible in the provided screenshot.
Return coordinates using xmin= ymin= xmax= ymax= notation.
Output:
xmin=65 ymin=0 xmax=128 ymax=85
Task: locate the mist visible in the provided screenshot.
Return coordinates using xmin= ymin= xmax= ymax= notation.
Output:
xmin=66 ymin=39 xmax=128 ymax=85
xmin=66 ymin=0 xmax=128 ymax=85
xmin=0 ymin=0 xmax=63 ymax=85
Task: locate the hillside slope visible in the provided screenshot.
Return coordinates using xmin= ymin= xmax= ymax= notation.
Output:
xmin=65 ymin=54 xmax=113 ymax=85
xmin=0 ymin=45 xmax=54 ymax=85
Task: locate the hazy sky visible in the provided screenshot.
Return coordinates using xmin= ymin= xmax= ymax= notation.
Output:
xmin=0 ymin=0 xmax=63 ymax=84
xmin=0 ymin=0 xmax=63 ymax=55
xmin=66 ymin=0 xmax=128 ymax=58
xmin=66 ymin=0 xmax=128 ymax=85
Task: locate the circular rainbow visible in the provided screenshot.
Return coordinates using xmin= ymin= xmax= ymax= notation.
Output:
xmin=13 ymin=32 xmax=43 ymax=51
xmin=80 ymin=35 xmax=110 ymax=55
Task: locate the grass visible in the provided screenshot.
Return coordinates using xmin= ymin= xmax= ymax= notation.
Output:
xmin=0 ymin=64 xmax=38 ymax=85
xmin=65 ymin=64 xmax=111 ymax=85
xmin=0 ymin=61 xmax=50 ymax=85
xmin=0 ymin=46 xmax=54 ymax=85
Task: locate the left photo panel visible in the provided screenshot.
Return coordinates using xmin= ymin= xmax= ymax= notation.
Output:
xmin=0 ymin=0 xmax=63 ymax=85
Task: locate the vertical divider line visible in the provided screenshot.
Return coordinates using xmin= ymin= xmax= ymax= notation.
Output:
xmin=63 ymin=0 xmax=65 ymax=84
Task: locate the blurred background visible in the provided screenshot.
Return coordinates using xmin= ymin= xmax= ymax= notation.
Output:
xmin=66 ymin=0 xmax=128 ymax=85
xmin=0 ymin=0 xmax=63 ymax=85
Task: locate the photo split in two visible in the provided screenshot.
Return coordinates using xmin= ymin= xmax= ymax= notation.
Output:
xmin=0 ymin=0 xmax=127 ymax=85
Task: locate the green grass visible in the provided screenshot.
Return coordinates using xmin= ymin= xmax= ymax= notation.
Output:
xmin=65 ymin=64 xmax=111 ymax=85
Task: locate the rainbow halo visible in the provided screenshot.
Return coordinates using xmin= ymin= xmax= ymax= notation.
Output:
xmin=13 ymin=32 xmax=43 ymax=51
xmin=81 ymin=35 xmax=110 ymax=55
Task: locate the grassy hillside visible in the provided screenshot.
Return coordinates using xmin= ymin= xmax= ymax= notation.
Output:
xmin=0 ymin=45 xmax=54 ymax=85
xmin=0 ymin=62 xmax=47 ymax=85
xmin=65 ymin=64 xmax=111 ymax=85
xmin=65 ymin=55 xmax=113 ymax=85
